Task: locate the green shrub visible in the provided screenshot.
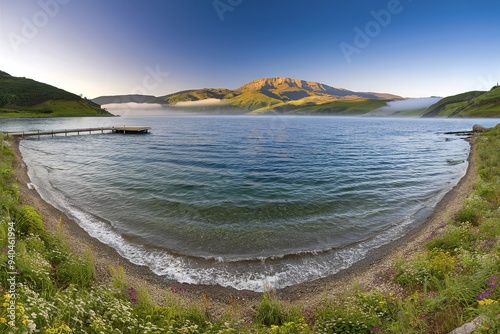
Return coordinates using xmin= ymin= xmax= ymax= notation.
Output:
xmin=109 ymin=265 xmax=127 ymax=291
xmin=313 ymin=290 xmax=389 ymax=334
xmin=477 ymin=182 xmax=500 ymax=205
xmin=478 ymin=218 xmax=500 ymax=240
xmin=426 ymin=223 xmax=476 ymax=254
xmin=269 ymin=318 xmax=311 ymax=333
xmin=55 ymin=250 xmax=95 ymax=288
xmin=255 ymin=290 xmax=286 ymax=327
xmin=25 ymin=234 xmax=47 ymax=253
xmin=15 ymin=242 xmax=55 ymax=295
xmin=383 ymin=292 xmax=428 ymax=334
xmin=454 ymin=205 xmax=481 ymax=226
xmin=395 ymin=249 xmax=456 ymax=289
xmin=15 ymin=205 xmax=45 ymax=236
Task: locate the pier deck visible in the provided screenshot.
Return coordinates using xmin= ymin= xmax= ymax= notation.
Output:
xmin=2 ymin=126 xmax=151 ymax=138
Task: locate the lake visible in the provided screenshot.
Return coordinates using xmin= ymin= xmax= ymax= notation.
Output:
xmin=2 ymin=116 xmax=499 ymax=291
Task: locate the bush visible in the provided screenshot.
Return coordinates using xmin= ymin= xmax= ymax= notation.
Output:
xmin=313 ymin=290 xmax=390 ymax=334
xmin=454 ymin=205 xmax=482 ymax=226
xmin=477 ymin=182 xmax=500 ymax=205
xmin=55 ymin=250 xmax=95 ymax=288
xmin=395 ymin=249 xmax=456 ymax=289
xmin=255 ymin=291 xmax=286 ymax=327
xmin=15 ymin=205 xmax=45 ymax=236
xmin=15 ymin=243 xmax=55 ymax=294
xmin=426 ymin=223 xmax=476 ymax=254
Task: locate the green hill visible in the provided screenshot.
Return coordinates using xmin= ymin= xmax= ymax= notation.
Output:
xmin=423 ymin=86 xmax=500 ymax=118
xmin=160 ymin=88 xmax=237 ymax=104
xmin=0 ymin=71 xmax=112 ymax=118
xmin=263 ymin=99 xmax=388 ymax=115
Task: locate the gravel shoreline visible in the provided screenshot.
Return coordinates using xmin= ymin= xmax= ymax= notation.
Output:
xmin=10 ymin=135 xmax=478 ymax=311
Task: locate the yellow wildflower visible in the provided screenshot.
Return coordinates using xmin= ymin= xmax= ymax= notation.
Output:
xmin=0 ymin=318 xmax=6 ymax=323
xmin=16 ymin=304 xmax=25 ymax=314
xmin=478 ymin=298 xmax=498 ymax=306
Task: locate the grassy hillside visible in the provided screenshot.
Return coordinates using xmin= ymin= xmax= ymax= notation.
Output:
xmin=229 ymin=90 xmax=282 ymax=111
xmin=160 ymin=88 xmax=237 ymax=104
xmin=0 ymin=71 xmax=112 ymax=117
xmin=257 ymin=99 xmax=388 ymax=115
xmin=423 ymin=86 xmax=500 ymax=118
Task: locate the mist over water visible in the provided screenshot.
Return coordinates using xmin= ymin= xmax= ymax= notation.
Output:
xmin=3 ymin=116 xmax=499 ymax=291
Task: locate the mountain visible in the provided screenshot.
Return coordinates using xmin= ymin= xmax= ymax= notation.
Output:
xmin=422 ymin=86 xmax=500 ymax=118
xmin=228 ymin=77 xmax=402 ymax=114
xmin=92 ymin=94 xmax=162 ymax=105
xmin=0 ymin=71 xmax=112 ymax=117
xmin=94 ymin=77 xmax=403 ymax=115
xmin=235 ymin=77 xmax=402 ymax=101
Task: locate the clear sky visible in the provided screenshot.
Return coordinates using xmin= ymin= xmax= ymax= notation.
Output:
xmin=1 ymin=0 xmax=499 ymax=98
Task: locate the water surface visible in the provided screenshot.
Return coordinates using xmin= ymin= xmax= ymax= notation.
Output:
xmin=2 ymin=116 xmax=498 ymax=290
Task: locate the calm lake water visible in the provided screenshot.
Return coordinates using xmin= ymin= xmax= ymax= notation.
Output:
xmin=2 ymin=116 xmax=499 ymax=291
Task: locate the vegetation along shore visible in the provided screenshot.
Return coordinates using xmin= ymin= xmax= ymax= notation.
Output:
xmin=0 ymin=124 xmax=499 ymax=333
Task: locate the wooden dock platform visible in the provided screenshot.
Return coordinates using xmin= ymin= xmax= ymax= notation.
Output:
xmin=111 ymin=126 xmax=151 ymax=134
xmin=2 ymin=126 xmax=151 ymax=138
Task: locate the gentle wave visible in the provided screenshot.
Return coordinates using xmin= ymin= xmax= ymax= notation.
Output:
xmin=20 ymin=175 xmax=445 ymax=291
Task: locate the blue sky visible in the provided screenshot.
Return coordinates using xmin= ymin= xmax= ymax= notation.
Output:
xmin=1 ymin=0 xmax=499 ymax=98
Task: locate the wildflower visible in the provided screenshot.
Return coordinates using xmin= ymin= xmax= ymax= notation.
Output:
xmin=0 ymin=318 xmax=6 ymax=323
xmin=127 ymin=286 xmax=138 ymax=304
xmin=27 ymin=321 xmax=37 ymax=332
xmin=371 ymin=326 xmax=384 ymax=332
xmin=478 ymin=299 xmax=498 ymax=306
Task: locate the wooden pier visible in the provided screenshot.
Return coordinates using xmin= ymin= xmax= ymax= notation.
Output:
xmin=2 ymin=126 xmax=151 ymax=139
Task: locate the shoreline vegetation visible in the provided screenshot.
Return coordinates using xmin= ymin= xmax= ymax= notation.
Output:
xmin=0 ymin=125 xmax=499 ymax=333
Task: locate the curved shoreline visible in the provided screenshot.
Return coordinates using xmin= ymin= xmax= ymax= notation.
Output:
xmin=10 ymin=135 xmax=478 ymax=307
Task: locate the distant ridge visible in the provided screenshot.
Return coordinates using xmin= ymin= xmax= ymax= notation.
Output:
xmin=92 ymin=94 xmax=162 ymax=105
xmin=93 ymin=77 xmax=404 ymax=115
